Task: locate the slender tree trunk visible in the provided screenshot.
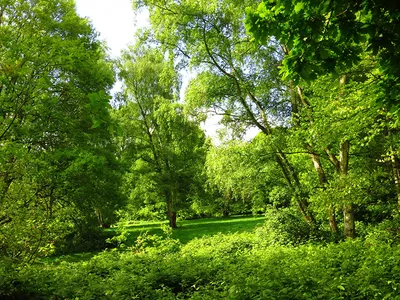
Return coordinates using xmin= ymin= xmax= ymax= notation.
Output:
xmin=275 ymin=150 xmax=315 ymax=225
xmin=308 ymin=147 xmax=339 ymax=233
xmin=165 ymin=190 xmax=177 ymax=228
xmin=168 ymin=211 xmax=177 ymax=228
xmin=328 ymin=207 xmax=338 ymax=234
xmin=343 ymin=204 xmax=355 ymax=238
xmin=390 ymin=149 xmax=400 ymax=209
xmin=96 ymin=208 xmax=103 ymax=227
xmin=339 ymin=140 xmax=355 ymax=238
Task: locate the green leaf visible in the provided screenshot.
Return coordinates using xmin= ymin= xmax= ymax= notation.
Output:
xmin=91 ymin=119 xmax=102 ymax=129
xmin=294 ymin=2 xmax=305 ymax=13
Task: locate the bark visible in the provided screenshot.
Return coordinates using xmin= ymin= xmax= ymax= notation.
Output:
xmin=308 ymin=146 xmax=338 ymax=233
xmin=343 ymin=204 xmax=355 ymax=238
xmin=309 ymin=150 xmax=326 ymax=184
xmin=328 ymin=207 xmax=339 ymax=234
xmin=168 ymin=211 xmax=177 ymax=228
xmin=390 ymin=149 xmax=400 ymax=209
xmin=324 ymin=147 xmax=340 ymax=170
xmin=165 ymin=190 xmax=178 ymax=228
xmin=96 ymin=208 xmax=104 ymax=227
xmin=339 ymin=140 xmax=355 ymax=238
xmin=339 ymin=140 xmax=350 ymax=175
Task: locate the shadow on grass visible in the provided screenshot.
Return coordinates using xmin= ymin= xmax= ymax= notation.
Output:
xmin=117 ymin=215 xmax=266 ymax=246
xmin=42 ymin=216 xmax=266 ymax=264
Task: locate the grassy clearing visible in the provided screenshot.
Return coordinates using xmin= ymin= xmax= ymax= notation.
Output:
xmin=40 ymin=215 xmax=266 ymax=264
xmin=110 ymin=215 xmax=266 ymax=246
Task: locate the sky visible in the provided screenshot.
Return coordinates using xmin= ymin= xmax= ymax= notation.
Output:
xmin=73 ymin=0 xmax=257 ymax=141
xmin=74 ymin=0 xmax=148 ymax=58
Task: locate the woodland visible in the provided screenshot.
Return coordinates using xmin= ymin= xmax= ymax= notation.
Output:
xmin=1 ymin=0 xmax=400 ymax=298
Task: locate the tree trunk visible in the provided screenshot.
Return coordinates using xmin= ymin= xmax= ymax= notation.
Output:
xmin=343 ymin=204 xmax=355 ymax=238
xmin=308 ymin=147 xmax=339 ymax=233
xmin=165 ymin=190 xmax=177 ymax=228
xmin=222 ymin=202 xmax=230 ymax=217
xmin=328 ymin=207 xmax=338 ymax=234
xmin=275 ymin=150 xmax=315 ymax=225
xmin=168 ymin=211 xmax=177 ymax=228
xmin=96 ymin=208 xmax=104 ymax=227
xmin=390 ymin=150 xmax=400 ymax=209
xmin=339 ymin=140 xmax=355 ymax=238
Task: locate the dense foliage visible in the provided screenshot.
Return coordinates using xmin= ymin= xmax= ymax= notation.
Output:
xmin=1 ymin=0 xmax=400 ymax=298
xmin=0 ymin=0 xmax=123 ymax=261
xmin=114 ymin=44 xmax=208 ymax=227
xmin=2 ymin=225 xmax=400 ymax=299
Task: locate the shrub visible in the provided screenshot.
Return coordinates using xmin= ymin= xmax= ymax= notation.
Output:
xmin=2 ymin=230 xmax=400 ymax=299
xmin=254 ymin=207 xmax=314 ymax=246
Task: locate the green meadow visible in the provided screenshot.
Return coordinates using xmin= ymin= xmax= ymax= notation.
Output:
xmin=113 ymin=215 xmax=266 ymax=245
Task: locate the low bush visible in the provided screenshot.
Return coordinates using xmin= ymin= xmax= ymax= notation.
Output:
xmin=254 ymin=207 xmax=320 ymax=246
xmin=2 ymin=231 xmax=400 ymax=299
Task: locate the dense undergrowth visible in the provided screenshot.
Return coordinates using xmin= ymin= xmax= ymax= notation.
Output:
xmin=2 ymin=211 xmax=400 ymax=299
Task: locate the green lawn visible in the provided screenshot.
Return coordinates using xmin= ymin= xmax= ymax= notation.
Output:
xmin=112 ymin=215 xmax=266 ymax=246
xmin=42 ymin=215 xmax=266 ymax=264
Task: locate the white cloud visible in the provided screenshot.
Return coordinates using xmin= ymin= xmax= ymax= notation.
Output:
xmin=74 ymin=0 xmax=149 ymax=58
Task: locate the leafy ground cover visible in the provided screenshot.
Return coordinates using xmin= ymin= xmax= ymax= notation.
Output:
xmin=3 ymin=211 xmax=400 ymax=299
xmin=2 ymin=231 xmax=400 ymax=299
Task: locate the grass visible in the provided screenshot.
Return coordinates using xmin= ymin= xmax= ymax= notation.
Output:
xmin=41 ymin=215 xmax=266 ymax=264
xmin=110 ymin=215 xmax=266 ymax=246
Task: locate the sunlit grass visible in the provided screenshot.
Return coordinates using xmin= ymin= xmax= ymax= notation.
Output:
xmin=42 ymin=215 xmax=266 ymax=264
xmin=114 ymin=215 xmax=266 ymax=245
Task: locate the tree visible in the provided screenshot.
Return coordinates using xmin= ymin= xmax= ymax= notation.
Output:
xmin=205 ymin=137 xmax=291 ymax=216
xmin=133 ymin=0 xmax=316 ymax=225
xmin=245 ymin=0 xmax=400 ymax=110
xmin=0 ymin=0 xmax=122 ymax=261
xmin=116 ymin=45 xmax=207 ymax=228
xmin=246 ymin=1 xmax=400 ymax=237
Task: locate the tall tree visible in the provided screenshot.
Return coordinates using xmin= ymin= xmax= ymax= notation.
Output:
xmin=0 ymin=0 xmax=122 ymax=260
xmin=246 ymin=1 xmax=400 ymax=237
xmin=116 ymin=45 xmax=207 ymax=228
xmin=133 ymin=0 xmax=316 ymax=224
